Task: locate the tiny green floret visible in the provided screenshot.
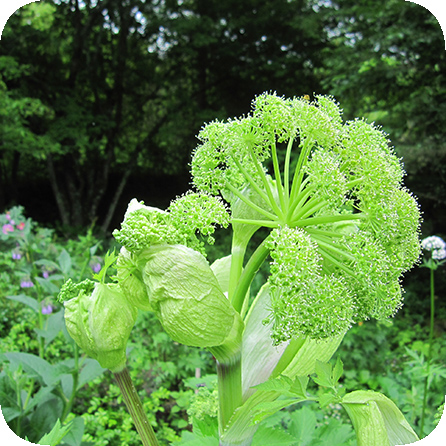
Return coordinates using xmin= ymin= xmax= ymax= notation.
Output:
xmin=58 ymin=278 xmax=95 ymax=303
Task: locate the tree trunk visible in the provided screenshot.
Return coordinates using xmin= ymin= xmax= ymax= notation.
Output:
xmin=46 ymin=154 xmax=70 ymax=227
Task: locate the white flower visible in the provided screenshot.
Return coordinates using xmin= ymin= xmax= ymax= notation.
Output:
xmin=432 ymin=247 xmax=446 ymax=260
xmin=421 ymin=236 xmax=446 ymax=260
xmin=421 ymin=236 xmax=446 ymax=252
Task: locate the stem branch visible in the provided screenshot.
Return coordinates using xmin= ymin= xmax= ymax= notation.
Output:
xmin=114 ymin=367 xmax=160 ymax=446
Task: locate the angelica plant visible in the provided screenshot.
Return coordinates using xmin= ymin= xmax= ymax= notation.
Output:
xmin=60 ymin=93 xmax=422 ymax=446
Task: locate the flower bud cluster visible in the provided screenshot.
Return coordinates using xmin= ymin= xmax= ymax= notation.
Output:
xmin=113 ymin=194 xmax=229 ymax=255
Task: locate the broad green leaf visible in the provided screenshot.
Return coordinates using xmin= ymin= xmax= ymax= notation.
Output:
xmin=62 ymin=416 xmax=85 ymax=446
xmin=341 ymin=390 xmax=419 ymax=446
xmin=34 ymin=310 xmax=65 ymax=346
xmin=280 ymin=331 xmax=344 ymax=380
xmin=251 ymin=424 xmax=295 ymax=445
xmin=38 ymin=419 xmax=72 ymax=446
xmin=193 ymin=415 xmax=218 ymax=439
xmin=288 ymin=406 xmax=317 ymax=446
xmin=289 ymin=376 xmax=309 ymax=400
xmin=252 ymin=398 xmax=300 ymax=425
xmin=318 ymin=393 xmax=337 ymax=408
xmin=4 ymin=352 xmax=59 ymax=386
xmin=24 ymin=385 xmax=56 ymax=414
xmin=77 ymin=358 xmax=106 ymax=389
xmin=175 ymin=431 xmax=219 ymax=445
xmin=0 ymin=406 xmax=21 ymax=422
xmin=35 ymin=276 xmax=61 ymax=294
xmin=6 ymin=294 xmax=39 ymax=313
xmin=333 ymin=357 xmax=344 ymax=383
xmin=252 ymin=375 xmax=293 ymax=393
xmin=58 ymin=249 xmax=72 ymax=276
xmin=30 ymin=398 xmax=63 ymax=443
xmin=313 ymin=360 xmax=334 ymax=388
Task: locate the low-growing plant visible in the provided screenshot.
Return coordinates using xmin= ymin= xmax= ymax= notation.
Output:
xmin=55 ymin=93 xmax=434 ymax=445
xmin=0 ymin=207 xmax=107 ymax=445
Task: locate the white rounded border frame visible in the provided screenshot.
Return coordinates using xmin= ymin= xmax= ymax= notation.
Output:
xmin=0 ymin=0 xmax=445 ymax=445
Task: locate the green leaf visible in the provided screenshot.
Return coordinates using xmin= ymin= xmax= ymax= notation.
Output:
xmin=333 ymin=357 xmax=344 ymax=383
xmin=35 ymin=276 xmax=61 ymax=294
xmin=252 ymin=398 xmax=300 ymax=425
xmin=341 ymin=390 xmax=419 ymax=446
xmin=251 ymin=424 xmax=295 ymax=445
xmin=34 ymin=310 xmax=65 ymax=346
xmin=175 ymin=431 xmax=219 ymax=445
xmin=318 ymin=393 xmax=337 ymax=408
xmin=192 ymin=414 xmax=218 ymax=439
xmin=4 ymin=352 xmax=59 ymax=386
xmin=6 ymin=294 xmax=39 ymax=313
xmin=62 ymin=416 xmax=85 ymax=446
xmin=38 ymin=419 xmax=72 ymax=446
xmin=58 ymin=249 xmax=72 ymax=276
xmin=77 ymin=358 xmax=106 ymax=389
xmin=289 ymin=376 xmax=309 ymax=400
xmin=93 ymin=250 xmax=117 ymax=283
xmin=1 ymin=406 xmax=21 ymax=423
xmin=30 ymin=398 xmax=63 ymax=443
xmin=252 ymin=375 xmax=293 ymax=393
xmin=24 ymin=385 xmax=56 ymax=414
xmin=288 ymin=406 xmax=317 ymax=446
xmin=313 ymin=360 xmax=334 ymax=388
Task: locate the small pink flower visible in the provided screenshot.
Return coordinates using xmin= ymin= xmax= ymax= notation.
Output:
xmin=42 ymin=270 xmax=49 ymax=279
xmin=91 ymin=262 xmax=102 ymax=273
xmin=2 ymin=224 xmax=14 ymax=234
xmin=20 ymin=280 xmax=34 ymax=288
xmin=41 ymin=304 xmax=53 ymax=315
xmin=16 ymin=222 xmax=25 ymax=230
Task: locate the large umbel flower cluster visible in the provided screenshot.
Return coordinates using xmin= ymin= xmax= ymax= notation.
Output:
xmin=191 ymin=93 xmax=421 ymax=344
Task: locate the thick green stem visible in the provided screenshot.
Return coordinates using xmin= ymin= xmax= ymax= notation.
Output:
xmin=419 ymin=267 xmax=435 ymax=438
xmin=232 ymin=239 xmax=271 ymax=314
xmin=216 ymin=356 xmax=243 ymax=436
xmin=113 ymin=367 xmax=160 ymax=446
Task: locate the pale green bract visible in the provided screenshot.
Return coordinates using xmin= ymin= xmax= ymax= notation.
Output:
xmin=142 ymin=244 xmax=243 ymax=359
xmin=58 ymin=279 xmax=138 ymax=372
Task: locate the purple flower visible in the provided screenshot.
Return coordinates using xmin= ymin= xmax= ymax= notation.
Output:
xmin=41 ymin=304 xmax=53 ymax=315
xmin=20 ymin=280 xmax=34 ymax=288
xmin=42 ymin=270 xmax=49 ymax=279
xmin=2 ymin=224 xmax=14 ymax=235
xmin=12 ymin=252 xmax=22 ymax=260
xmin=91 ymin=262 xmax=102 ymax=273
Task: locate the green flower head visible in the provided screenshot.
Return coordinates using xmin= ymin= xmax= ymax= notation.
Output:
xmin=191 ymin=93 xmax=421 ymax=343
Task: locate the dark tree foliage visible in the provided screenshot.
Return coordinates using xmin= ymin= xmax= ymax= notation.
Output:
xmin=0 ymin=0 xmax=329 ymax=231
xmin=314 ymin=0 xmax=446 ymax=236
xmin=0 ymin=0 xmax=444 ymax=241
